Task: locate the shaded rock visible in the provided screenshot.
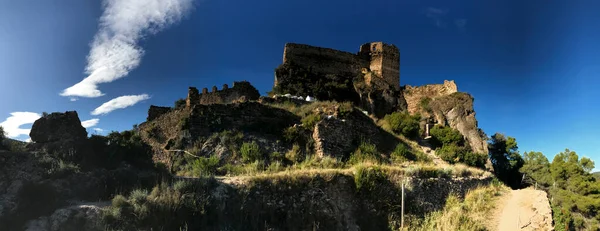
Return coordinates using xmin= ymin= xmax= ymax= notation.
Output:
xmin=29 ymin=111 xmax=87 ymax=143
xmin=147 ymin=105 xmax=172 ymax=121
xmin=312 ymin=109 xmax=400 ymax=159
xmin=24 ymin=202 xmax=107 ymax=231
xmin=25 ymin=202 xmax=105 ymax=231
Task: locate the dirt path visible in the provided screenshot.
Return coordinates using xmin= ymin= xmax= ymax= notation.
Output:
xmin=493 ymin=188 xmax=553 ymax=231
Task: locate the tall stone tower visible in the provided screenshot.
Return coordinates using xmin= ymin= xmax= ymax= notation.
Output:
xmin=359 ymin=42 xmax=400 ymax=90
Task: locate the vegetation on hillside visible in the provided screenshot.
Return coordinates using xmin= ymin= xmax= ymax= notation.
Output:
xmin=409 ymin=179 xmax=508 ymax=231
xmin=520 ymin=149 xmax=600 ymax=230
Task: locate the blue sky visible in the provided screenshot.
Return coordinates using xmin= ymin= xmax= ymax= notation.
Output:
xmin=1 ymin=0 xmax=599 ymax=169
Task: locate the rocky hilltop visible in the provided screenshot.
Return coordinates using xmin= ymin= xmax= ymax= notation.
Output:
xmin=0 ymin=41 xmax=501 ymax=231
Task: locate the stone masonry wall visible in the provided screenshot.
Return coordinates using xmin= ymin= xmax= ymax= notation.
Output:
xmin=147 ymin=106 xmax=172 ymax=121
xmin=187 ymin=81 xmax=260 ymax=108
xmin=280 ymin=43 xmax=369 ymax=82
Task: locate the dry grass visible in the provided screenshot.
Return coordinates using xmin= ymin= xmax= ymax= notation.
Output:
xmin=217 ymin=162 xmax=491 ymax=187
xmin=405 ymin=182 xmax=509 ymax=231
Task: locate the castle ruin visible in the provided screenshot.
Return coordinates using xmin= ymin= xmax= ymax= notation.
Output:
xmin=185 ymin=81 xmax=260 ymax=108
xmin=276 ymin=42 xmax=400 ymax=91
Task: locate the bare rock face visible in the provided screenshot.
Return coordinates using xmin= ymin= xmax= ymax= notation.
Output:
xmin=29 ymin=111 xmax=87 ymax=143
xmin=429 ymin=93 xmax=489 ymax=155
xmin=403 ymin=81 xmax=488 ymax=155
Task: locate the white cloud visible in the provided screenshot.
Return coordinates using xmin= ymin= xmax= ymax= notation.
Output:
xmin=93 ymin=128 xmax=105 ymax=133
xmin=25 ymin=138 xmax=32 ymax=143
xmin=91 ymin=94 xmax=150 ymax=115
xmin=0 ymin=112 xmax=41 ymax=138
xmin=70 ymin=97 xmax=78 ymax=102
xmin=81 ymin=118 xmax=100 ymax=128
xmin=60 ymin=0 xmax=194 ymax=98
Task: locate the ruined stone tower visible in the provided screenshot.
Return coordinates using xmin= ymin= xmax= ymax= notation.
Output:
xmin=359 ymin=42 xmax=400 ymax=90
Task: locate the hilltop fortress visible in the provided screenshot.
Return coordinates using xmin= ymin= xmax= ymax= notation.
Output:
xmin=146 ymin=41 xmax=487 ymax=155
xmin=276 ymin=42 xmax=401 ymax=90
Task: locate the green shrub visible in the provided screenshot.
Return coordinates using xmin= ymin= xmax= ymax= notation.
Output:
xmin=348 ymin=141 xmax=382 ymax=165
xmin=285 ymin=144 xmax=302 ymax=163
xmin=190 ymin=155 xmax=220 ymax=176
xmin=301 ymin=114 xmax=321 ymax=128
xmin=419 ymin=97 xmax=432 ymax=112
xmin=240 ymin=141 xmax=263 ymax=163
xmin=354 ymin=166 xmax=387 ymax=192
xmin=552 ymin=205 xmax=573 ymax=231
xmin=391 ymin=143 xmax=415 ymax=162
xmin=429 ymin=125 xmax=464 ymax=148
xmin=436 ymin=145 xmax=486 ymax=168
xmin=384 ymin=112 xmax=421 ymax=139
xmin=47 ymin=160 xmax=80 ymax=178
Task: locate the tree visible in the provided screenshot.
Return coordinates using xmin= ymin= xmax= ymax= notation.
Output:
xmin=520 ymin=151 xmax=552 ymax=187
xmin=384 ymin=112 xmax=421 ymax=139
xmin=0 ymin=126 xmax=5 ymax=149
xmin=0 ymin=126 xmax=5 ymax=140
xmin=429 ymin=125 xmax=464 ymax=148
xmin=488 ymin=133 xmax=524 ymax=188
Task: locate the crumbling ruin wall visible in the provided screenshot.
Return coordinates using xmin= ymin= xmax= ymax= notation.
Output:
xmin=280 ymin=43 xmax=369 ymax=81
xmin=274 ymin=42 xmax=404 ymax=117
xmin=187 ymin=81 xmax=260 ymax=108
xmin=147 ymin=106 xmax=172 ymax=121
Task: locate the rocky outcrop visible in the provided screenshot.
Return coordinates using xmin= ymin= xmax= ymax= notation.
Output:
xmin=402 ymin=81 xmax=488 ymax=155
xmin=24 ymin=202 xmax=106 ymax=231
xmin=429 ymin=93 xmax=488 ymax=155
xmin=29 ymin=111 xmax=87 ymax=143
xmin=312 ymin=108 xmax=402 ymax=159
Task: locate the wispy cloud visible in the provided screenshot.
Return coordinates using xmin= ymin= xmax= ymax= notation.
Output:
xmin=60 ymin=0 xmax=194 ymax=98
xmin=425 ymin=7 xmax=448 ymax=28
xmin=93 ymin=128 xmax=105 ymax=133
xmin=0 ymin=112 xmax=41 ymax=138
xmin=81 ymin=118 xmax=100 ymax=128
xmin=91 ymin=94 xmax=150 ymax=115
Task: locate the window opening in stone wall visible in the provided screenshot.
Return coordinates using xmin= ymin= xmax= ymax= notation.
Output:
xmin=372 ymin=44 xmax=377 ymax=51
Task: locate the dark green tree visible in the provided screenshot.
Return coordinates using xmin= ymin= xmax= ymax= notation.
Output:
xmin=520 ymin=151 xmax=552 ymax=187
xmin=488 ymin=133 xmax=524 ymax=188
xmin=384 ymin=112 xmax=421 ymax=139
xmin=429 ymin=125 xmax=464 ymax=148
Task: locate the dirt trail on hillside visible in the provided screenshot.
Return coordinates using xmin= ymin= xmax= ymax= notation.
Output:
xmin=492 ymin=188 xmax=553 ymax=231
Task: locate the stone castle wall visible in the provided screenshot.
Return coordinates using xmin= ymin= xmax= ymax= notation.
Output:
xmin=186 ymin=81 xmax=260 ymax=108
xmin=277 ymin=42 xmax=399 ymax=89
xmin=279 ymin=43 xmax=368 ymax=85
xmin=147 ymin=106 xmax=172 ymax=121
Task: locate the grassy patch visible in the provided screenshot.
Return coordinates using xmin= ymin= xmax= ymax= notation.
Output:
xmin=408 ymin=183 xmax=507 ymax=231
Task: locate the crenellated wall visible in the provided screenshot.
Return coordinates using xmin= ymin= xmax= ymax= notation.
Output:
xmin=186 ymin=81 xmax=260 ymax=108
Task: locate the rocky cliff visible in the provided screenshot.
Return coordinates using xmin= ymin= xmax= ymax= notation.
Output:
xmin=403 ymin=80 xmax=488 ymax=155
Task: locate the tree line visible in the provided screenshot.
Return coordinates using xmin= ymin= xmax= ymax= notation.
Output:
xmin=488 ymin=132 xmax=599 ymax=230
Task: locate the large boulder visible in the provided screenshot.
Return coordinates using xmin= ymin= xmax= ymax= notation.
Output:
xmin=29 ymin=111 xmax=87 ymax=143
